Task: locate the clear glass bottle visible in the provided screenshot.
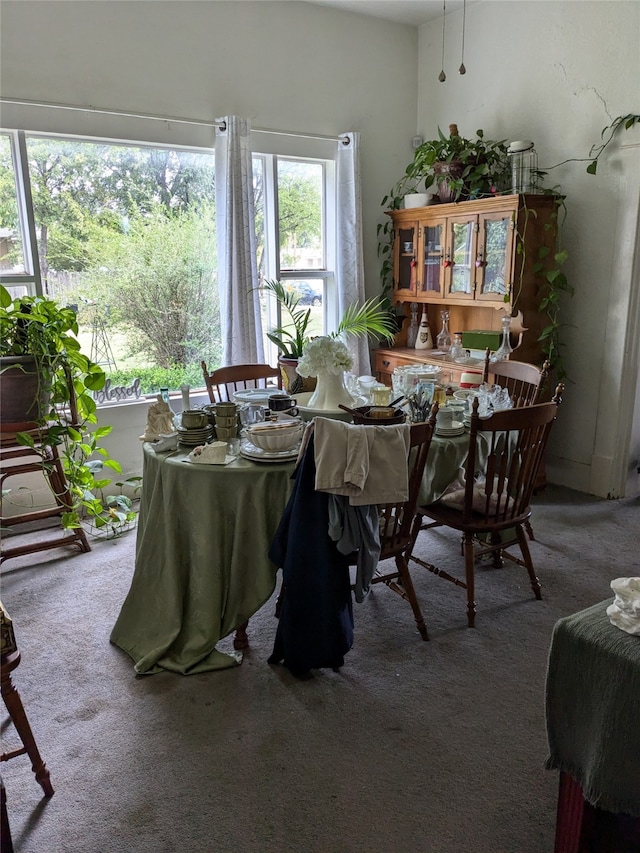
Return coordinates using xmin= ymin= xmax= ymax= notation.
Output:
xmin=436 ymin=309 xmax=452 ymax=352
xmin=406 ymin=303 xmax=419 ymax=348
xmin=449 ymin=332 xmax=464 ymax=360
xmin=490 ymin=314 xmax=514 ymax=362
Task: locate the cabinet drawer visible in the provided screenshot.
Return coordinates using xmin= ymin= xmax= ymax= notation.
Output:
xmin=374 ymin=351 xmax=415 ymax=374
xmin=374 ymin=348 xmax=483 ymax=387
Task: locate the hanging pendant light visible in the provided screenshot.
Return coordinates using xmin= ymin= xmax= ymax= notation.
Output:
xmin=459 ymin=0 xmax=467 ymax=74
xmin=438 ymin=0 xmax=446 ymax=82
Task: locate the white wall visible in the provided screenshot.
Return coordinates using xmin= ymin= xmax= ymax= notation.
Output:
xmin=0 ymin=0 xmax=418 ymax=487
xmin=417 ymin=0 xmax=640 ymax=497
xmin=0 ymin=0 xmax=418 ymax=299
xmin=3 ymin=0 xmax=639 ymax=497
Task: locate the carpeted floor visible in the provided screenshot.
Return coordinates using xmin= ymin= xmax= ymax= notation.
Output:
xmin=1 ymin=484 xmax=638 ymax=853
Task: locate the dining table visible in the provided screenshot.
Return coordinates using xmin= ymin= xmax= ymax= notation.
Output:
xmin=111 ymin=426 xmax=485 ymax=676
xmin=110 ymin=443 xmax=297 ymax=674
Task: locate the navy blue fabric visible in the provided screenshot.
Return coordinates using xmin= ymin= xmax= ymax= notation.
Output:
xmin=268 ymin=434 xmax=354 ymax=678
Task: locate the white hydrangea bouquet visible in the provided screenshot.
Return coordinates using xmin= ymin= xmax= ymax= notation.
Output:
xmin=296 ymin=336 xmax=355 ymax=411
xmin=296 ymin=336 xmax=354 ymax=378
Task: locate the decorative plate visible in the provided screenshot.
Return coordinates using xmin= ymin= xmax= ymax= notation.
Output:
xmin=233 ymin=388 xmax=280 ymax=404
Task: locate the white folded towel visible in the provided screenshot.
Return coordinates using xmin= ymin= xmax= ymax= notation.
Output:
xmin=606 ymin=576 xmax=640 ymax=635
xmin=313 ymin=419 xmax=411 ymax=506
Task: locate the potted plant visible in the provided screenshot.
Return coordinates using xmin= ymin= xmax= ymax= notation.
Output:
xmin=259 ymin=279 xmax=397 ymax=393
xmin=383 ymin=124 xmax=510 ymax=208
xmin=0 ymin=285 xmax=133 ymax=532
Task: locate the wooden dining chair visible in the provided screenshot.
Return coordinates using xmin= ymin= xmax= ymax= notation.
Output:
xmin=407 ymin=384 xmax=564 ymax=630
xmin=270 ymin=409 xmax=439 ymax=671
xmin=200 ymin=362 xmax=281 ymax=404
xmin=482 ymin=348 xmax=550 ymax=407
xmin=368 ymin=408 xmax=439 ymax=640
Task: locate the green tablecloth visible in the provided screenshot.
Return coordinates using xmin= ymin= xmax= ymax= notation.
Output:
xmin=110 ymin=433 xmax=473 ymax=676
xmin=110 ymin=445 xmax=296 ymax=674
xmin=545 ymin=599 xmax=640 ymax=817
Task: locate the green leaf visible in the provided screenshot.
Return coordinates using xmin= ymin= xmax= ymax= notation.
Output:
xmin=586 ymin=161 xmax=597 ymax=175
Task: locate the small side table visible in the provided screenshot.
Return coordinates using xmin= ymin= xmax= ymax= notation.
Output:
xmin=545 ymin=599 xmax=640 ymax=852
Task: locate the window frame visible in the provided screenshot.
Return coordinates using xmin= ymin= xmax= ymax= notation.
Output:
xmin=258 ymin=151 xmax=337 ymax=364
xmin=0 ymin=130 xmax=43 ymax=296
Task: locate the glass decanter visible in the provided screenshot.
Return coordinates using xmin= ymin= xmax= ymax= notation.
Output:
xmin=406 ymin=303 xmax=419 ymax=349
xmin=436 ymin=309 xmax=452 ymax=352
xmin=490 ymin=314 xmax=514 ymax=362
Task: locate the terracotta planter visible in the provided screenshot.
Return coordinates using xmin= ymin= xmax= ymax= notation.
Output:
xmin=432 ymin=160 xmax=465 ymax=203
xmin=0 ymin=356 xmax=51 ymax=432
xmin=278 ymin=357 xmax=317 ymax=396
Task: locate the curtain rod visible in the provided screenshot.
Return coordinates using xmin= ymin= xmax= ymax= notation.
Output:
xmin=0 ymin=97 xmax=344 ymax=143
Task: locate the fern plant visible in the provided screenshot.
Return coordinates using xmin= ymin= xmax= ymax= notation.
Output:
xmin=260 ymin=279 xmax=396 ymax=358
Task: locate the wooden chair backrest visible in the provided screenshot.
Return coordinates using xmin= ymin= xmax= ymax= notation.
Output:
xmin=200 ymin=362 xmax=281 ymax=404
xmin=463 ymin=384 xmax=564 ymax=527
xmin=379 ymin=405 xmax=439 ymax=558
xmin=482 ymin=349 xmax=550 ymax=407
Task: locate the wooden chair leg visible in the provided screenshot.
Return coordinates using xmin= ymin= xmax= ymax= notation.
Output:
xmin=393 ymin=554 xmax=429 ymax=640
xmin=463 ymin=533 xmax=476 ymax=628
xmin=1 ymin=659 xmax=54 ymax=798
xmin=515 ymin=525 xmax=542 ymax=600
xmin=490 ymin=530 xmax=505 ymax=567
xmin=524 ymin=519 xmax=535 ymax=541
xmin=1 ymin=776 xmax=14 ymax=853
xmin=232 ymin=622 xmax=249 ymax=650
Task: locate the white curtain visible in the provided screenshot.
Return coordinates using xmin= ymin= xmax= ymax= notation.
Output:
xmin=215 ymin=116 xmax=264 ymax=365
xmin=336 ymin=131 xmax=370 ymax=377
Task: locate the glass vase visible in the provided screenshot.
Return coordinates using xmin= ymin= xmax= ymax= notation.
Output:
xmin=436 ymin=310 xmax=452 ymax=352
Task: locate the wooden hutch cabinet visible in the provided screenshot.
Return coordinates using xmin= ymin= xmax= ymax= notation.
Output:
xmin=375 ymin=193 xmax=559 ymax=385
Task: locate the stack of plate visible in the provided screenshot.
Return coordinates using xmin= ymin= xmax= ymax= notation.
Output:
xmin=435 ymin=420 xmax=465 ymax=438
xmin=177 ymin=425 xmax=214 ymax=446
xmin=239 ymin=438 xmax=299 ymax=463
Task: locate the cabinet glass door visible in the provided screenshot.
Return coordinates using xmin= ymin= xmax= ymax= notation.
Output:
xmin=446 ymin=215 xmax=477 ymax=300
xmin=419 ymin=221 xmax=443 ymax=296
xmin=477 ymin=212 xmax=514 ymax=300
xmin=394 ymin=224 xmax=417 ymax=299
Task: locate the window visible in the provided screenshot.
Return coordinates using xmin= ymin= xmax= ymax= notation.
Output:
xmin=1 ymin=131 xmax=218 ymax=395
xmin=256 ymin=153 xmax=335 ymax=362
xmin=1 ymin=127 xmax=337 ymax=400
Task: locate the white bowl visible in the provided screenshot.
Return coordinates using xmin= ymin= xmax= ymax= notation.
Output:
xmin=246 ymin=422 xmax=303 ymax=453
xmin=453 ymin=389 xmax=474 ymax=401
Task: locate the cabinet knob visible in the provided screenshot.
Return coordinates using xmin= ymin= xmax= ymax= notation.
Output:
xmin=382 ymin=360 xmax=391 ymax=367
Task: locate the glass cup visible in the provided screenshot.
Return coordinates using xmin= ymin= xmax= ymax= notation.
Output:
xmin=239 ymin=404 xmax=265 ymax=429
xmin=370 ymin=385 xmax=392 ymax=406
xmin=433 ymin=385 xmax=447 ymax=407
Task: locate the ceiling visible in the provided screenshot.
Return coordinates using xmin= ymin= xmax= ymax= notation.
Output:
xmin=302 ymin=0 xmax=472 ymax=27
